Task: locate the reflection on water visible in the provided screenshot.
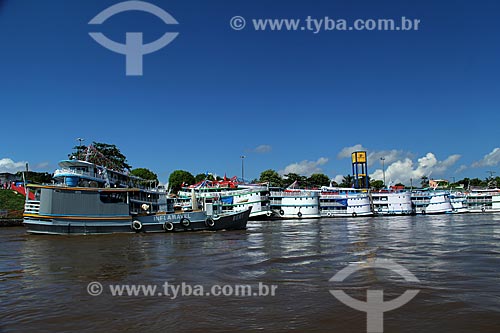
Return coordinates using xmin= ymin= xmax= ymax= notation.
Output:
xmin=2 ymin=215 xmax=500 ymax=332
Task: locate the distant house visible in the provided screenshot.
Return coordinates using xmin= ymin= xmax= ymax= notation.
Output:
xmin=429 ymin=179 xmax=449 ymax=189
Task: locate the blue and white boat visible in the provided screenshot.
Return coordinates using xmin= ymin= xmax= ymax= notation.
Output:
xmin=411 ymin=190 xmax=452 ymax=214
xmin=319 ymin=187 xmax=372 ymax=217
xmin=23 ymin=153 xmax=250 ymax=235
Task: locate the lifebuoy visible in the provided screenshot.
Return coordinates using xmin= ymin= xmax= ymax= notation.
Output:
xmin=297 ymin=212 xmax=303 ymax=218
xmin=180 ymin=218 xmax=191 ymax=228
xmin=132 ymin=220 xmax=142 ymax=232
xmin=205 ymin=217 xmax=215 ymax=228
xmin=279 ymin=209 xmax=284 ymax=215
xmin=163 ymin=222 xmax=174 ymax=232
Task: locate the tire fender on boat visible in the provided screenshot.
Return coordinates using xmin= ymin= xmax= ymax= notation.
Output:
xmin=482 ymin=207 xmax=486 ymax=213
xmin=327 ymin=212 xmax=332 ymax=217
xmin=132 ymin=220 xmax=142 ymax=232
xmin=352 ymin=212 xmax=357 ymax=217
xmin=180 ymin=218 xmax=191 ymax=228
xmin=266 ymin=211 xmax=272 ymax=217
xmin=297 ymin=212 xmax=303 ymax=218
xmin=163 ymin=222 xmax=174 ymax=232
xmin=422 ymin=210 xmax=426 ymax=215
xmin=205 ymin=217 xmax=215 ymax=228
xmin=279 ymin=209 xmax=284 ymax=216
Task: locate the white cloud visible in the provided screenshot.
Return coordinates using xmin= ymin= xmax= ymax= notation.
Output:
xmin=456 ymin=165 xmax=468 ymax=173
xmin=368 ymin=153 xmax=461 ymax=185
xmin=337 ymin=144 xmax=366 ymax=159
xmin=253 ymin=144 xmax=272 ymax=154
xmin=337 ymin=145 xmax=410 ymax=167
xmin=279 ymin=157 xmax=329 ymax=176
xmin=472 ymin=148 xmax=500 ymax=167
xmin=0 ymin=158 xmax=28 ymax=173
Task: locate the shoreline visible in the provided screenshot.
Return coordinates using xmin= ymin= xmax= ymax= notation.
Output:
xmin=0 ymin=219 xmax=23 ymax=227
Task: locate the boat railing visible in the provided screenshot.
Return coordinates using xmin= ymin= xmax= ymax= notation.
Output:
xmin=321 ymin=193 xmax=367 ymax=199
xmin=24 ymin=200 xmax=41 ymax=214
xmin=54 ymin=168 xmax=106 ymax=180
xmin=270 ymin=191 xmax=319 ymax=197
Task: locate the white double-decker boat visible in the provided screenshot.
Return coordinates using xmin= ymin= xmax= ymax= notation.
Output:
xmin=176 ymin=178 xmax=270 ymax=219
xmin=268 ymin=187 xmax=321 ymax=219
xmin=449 ymin=191 xmax=469 ymax=214
xmin=411 ymin=190 xmax=452 ymax=214
xmin=466 ymin=188 xmax=500 ymax=213
xmin=371 ymin=190 xmax=414 ymax=215
xmin=319 ymin=186 xmax=372 ymax=217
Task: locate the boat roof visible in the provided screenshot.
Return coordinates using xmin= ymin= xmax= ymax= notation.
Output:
xmin=27 ymin=184 xmax=143 ymax=192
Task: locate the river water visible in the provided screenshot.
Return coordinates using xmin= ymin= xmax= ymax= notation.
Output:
xmin=2 ymin=214 xmax=500 ymax=332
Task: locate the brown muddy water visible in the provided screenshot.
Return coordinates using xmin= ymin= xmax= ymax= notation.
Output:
xmin=1 ymin=214 xmax=500 ymax=332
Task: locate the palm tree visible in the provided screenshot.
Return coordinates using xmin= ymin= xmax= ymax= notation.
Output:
xmin=420 ymin=176 xmax=429 ymax=188
xmin=340 ymin=174 xmax=354 ymax=188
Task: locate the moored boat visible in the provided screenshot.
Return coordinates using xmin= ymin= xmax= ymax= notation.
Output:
xmin=319 ymin=186 xmax=372 ymax=217
xmin=268 ymin=187 xmax=321 ymax=219
xmin=176 ymin=178 xmax=270 ymax=219
xmin=411 ymin=190 xmax=452 ymax=214
xmin=371 ymin=190 xmax=414 ymax=215
xmin=465 ymin=188 xmax=500 ymax=213
xmin=23 ymin=184 xmax=250 ymax=235
xmin=449 ymin=191 xmax=469 ymax=214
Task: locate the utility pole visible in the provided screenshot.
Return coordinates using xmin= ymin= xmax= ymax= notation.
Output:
xmin=240 ymin=155 xmax=246 ymax=182
xmin=76 ymin=138 xmax=85 ymax=158
xmin=380 ymin=157 xmax=386 ymax=187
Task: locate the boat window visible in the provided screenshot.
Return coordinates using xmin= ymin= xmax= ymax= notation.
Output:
xmin=100 ymin=192 xmax=127 ymax=204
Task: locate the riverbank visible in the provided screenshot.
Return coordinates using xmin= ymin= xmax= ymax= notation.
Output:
xmin=0 ymin=219 xmax=23 ymax=227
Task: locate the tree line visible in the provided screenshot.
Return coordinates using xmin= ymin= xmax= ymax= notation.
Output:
xmin=7 ymin=142 xmax=496 ymax=194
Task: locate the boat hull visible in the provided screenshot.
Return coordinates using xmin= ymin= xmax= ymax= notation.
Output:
xmin=24 ymin=209 xmax=250 ymax=235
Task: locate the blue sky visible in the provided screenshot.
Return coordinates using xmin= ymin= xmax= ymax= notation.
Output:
xmin=0 ymin=0 xmax=499 ymax=184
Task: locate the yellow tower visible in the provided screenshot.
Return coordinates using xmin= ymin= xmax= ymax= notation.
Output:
xmin=351 ymin=151 xmax=369 ymax=189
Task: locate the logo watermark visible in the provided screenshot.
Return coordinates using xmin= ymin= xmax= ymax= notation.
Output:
xmin=230 ymin=16 xmax=421 ymax=33
xmin=87 ymin=281 xmax=278 ymax=298
xmin=88 ymin=1 xmax=179 ymax=76
xmin=329 ymin=259 xmax=420 ymax=333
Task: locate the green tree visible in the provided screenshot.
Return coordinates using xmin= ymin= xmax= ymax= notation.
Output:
xmin=283 ymin=173 xmax=306 ymax=188
xmin=370 ymin=179 xmax=384 ymax=190
xmin=469 ymin=177 xmax=486 ymax=187
xmin=195 ymin=173 xmax=207 ymax=183
xmin=69 ymin=142 xmax=131 ymax=172
xmin=339 ymin=174 xmax=354 ymax=188
xmin=16 ymin=171 xmax=53 ymax=184
xmin=130 ymin=168 xmax=158 ymax=182
xmin=259 ymin=169 xmax=282 ymax=187
xmin=308 ymin=173 xmax=330 ymax=188
xmin=168 ymin=170 xmax=195 ymax=193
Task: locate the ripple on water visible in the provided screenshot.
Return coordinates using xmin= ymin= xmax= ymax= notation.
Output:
xmin=1 ymin=215 xmax=500 ymax=332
